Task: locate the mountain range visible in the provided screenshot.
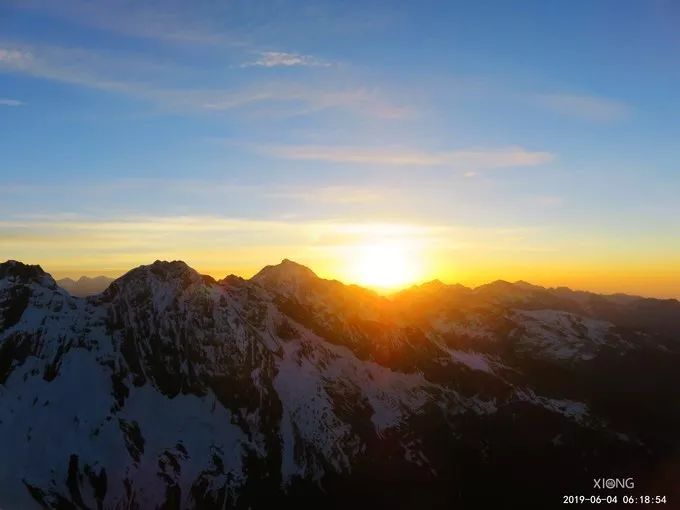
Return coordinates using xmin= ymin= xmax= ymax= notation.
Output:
xmin=1 ymin=258 xmax=679 ymax=509
xmin=56 ymin=276 xmax=115 ymax=297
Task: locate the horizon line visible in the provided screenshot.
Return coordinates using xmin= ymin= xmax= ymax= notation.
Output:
xmin=3 ymin=258 xmax=673 ymax=301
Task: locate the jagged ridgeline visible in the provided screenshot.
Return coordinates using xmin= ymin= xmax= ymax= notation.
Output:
xmin=1 ymin=259 xmax=679 ymax=509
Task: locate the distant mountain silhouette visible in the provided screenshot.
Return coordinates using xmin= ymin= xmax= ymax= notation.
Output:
xmin=57 ymin=275 xmax=114 ymax=296
xmin=1 ymin=259 xmax=679 ymax=509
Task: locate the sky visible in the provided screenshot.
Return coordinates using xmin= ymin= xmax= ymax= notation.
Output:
xmin=1 ymin=0 xmax=680 ymax=297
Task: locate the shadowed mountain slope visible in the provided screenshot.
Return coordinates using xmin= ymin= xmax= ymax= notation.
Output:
xmin=1 ymin=259 xmax=678 ymax=509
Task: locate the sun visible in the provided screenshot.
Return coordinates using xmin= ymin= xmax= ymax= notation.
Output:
xmin=349 ymin=240 xmax=423 ymax=291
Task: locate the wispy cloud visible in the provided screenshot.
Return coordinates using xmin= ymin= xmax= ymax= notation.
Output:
xmin=0 ymin=44 xmax=169 ymax=94
xmin=0 ymin=179 xmax=388 ymax=207
xmin=0 ymin=98 xmax=24 ymax=106
xmin=197 ymin=85 xmax=411 ymax=118
xmin=0 ymin=48 xmax=31 ymax=67
xmin=262 ymin=185 xmax=385 ymax=204
xmin=7 ymin=0 xmax=230 ymax=45
xmin=0 ymin=213 xmax=543 ymax=278
xmin=254 ymin=144 xmax=554 ymax=169
xmin=536 ymin=93 xmax=630 ymax=122
xmin=241 ymin=51 xmax=331 ymax=68
xmin=0 ymin=42 xmax=409 ymax=119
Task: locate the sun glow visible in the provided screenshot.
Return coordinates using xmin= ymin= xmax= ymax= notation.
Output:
xmin=348 ymin=240 xmax=424 ymax=291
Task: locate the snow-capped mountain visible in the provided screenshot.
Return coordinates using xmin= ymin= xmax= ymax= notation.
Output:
xmin=1 ymin=259 xmax=678 ymax=509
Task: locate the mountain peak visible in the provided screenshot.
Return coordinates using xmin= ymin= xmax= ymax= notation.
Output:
xmin=135 ymin=260 xmax=195 ymax=278
xmin=250 ymin=259 xmax=320 ymax=296
xmin=514 ymin=280 xmax=545 ymax=291
xmin=421 ymin=278 xmax=445 ymax=288
xmin=78 ymin=275 xmax=111 ymax=283
xmin=0 ymin=260 xmax=46 ymax=279
xmin=400 ymin=279 xmax=446 ymax=293
xmin=252 ymin=258 xmax=317 ymax=282
xmin=57 ymin=275 xmax=115 ymax=297
xmin=0 ymin=260 xmax=55 ymax=289
xmin=280 ymin=258 xmax=314 ymax=271
xmin=104 ymin=260 xmax=208 ymax=300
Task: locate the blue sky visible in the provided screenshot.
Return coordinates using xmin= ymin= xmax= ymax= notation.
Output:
xmin=1 ymin=0 xmax=679 ymax=296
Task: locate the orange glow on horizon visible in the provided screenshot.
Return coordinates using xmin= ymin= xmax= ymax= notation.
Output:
xmin=43 ymin=257 xmax=680 ymax=299
xmin=8 ymin=217 xmax=678 ymax=299
xmin=343 ymin=240 xmax=425 ymax=291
